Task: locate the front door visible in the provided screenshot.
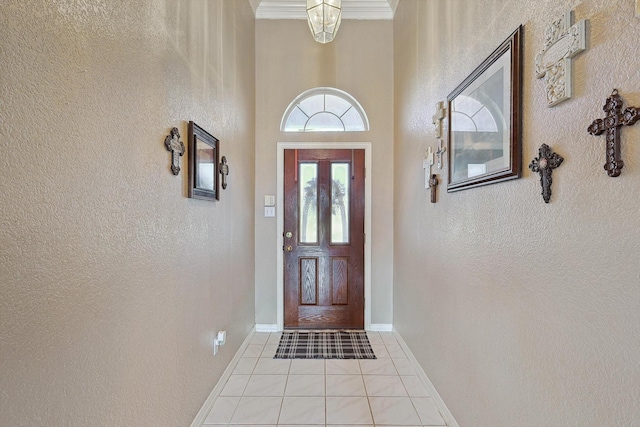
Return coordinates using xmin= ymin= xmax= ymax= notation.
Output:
xmin=284 ymin=149 xmax=365 ymax=329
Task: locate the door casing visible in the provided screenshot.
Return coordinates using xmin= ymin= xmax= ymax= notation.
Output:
xmin=277 ymin=142 xmax=372 ymax=331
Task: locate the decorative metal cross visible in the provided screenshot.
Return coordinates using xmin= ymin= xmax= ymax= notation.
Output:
xmin=432 ymin=101 xmax=446 ymax=138
xmin=535 ymin=10 xmax=587 ymax=107
xmin=219 ymin=156 xmax=229 ymax=189
xmin=423 ymin=147 xmax=434 ymax=189
xmin=529 ymin=144 xmax=564 ymax=203
xmin=164 ymin=127 xmax=185 ymax=175
xmin=435 ymin=139 xmax=446 ymax=169
xmin=587 ymin=89 xmax=639 ymax=177
xmin=428 ymin=174 xmax=438 ymax=203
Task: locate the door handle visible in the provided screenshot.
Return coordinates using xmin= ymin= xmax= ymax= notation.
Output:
xmin=285 ymin=245 xmax=293 ymax=252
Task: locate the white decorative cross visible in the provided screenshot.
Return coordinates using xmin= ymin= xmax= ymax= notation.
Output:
xmin=423 ymin=147 xmax=434 ymax=189
xmin=432 ymin=101 xmax=446 ymax=138
xmin=535 ymin=10 xmax=587 ymax=107
xmin=435 ymin=139 xmax=446 ymax=169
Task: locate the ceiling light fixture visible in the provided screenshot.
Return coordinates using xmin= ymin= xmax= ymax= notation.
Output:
xmin=306 ymin=0 xmax=342 ymax=44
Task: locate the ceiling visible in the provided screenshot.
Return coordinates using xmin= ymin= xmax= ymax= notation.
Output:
xmin=250 ymin=0 xmax=398 ymax=20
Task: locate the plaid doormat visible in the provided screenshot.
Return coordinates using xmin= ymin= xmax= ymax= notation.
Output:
xmin=274 ymin=330 xmax=376 ymax=359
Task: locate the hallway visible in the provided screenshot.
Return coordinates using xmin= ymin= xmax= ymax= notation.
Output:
xmin=201 ymin=331 xmax=447 ymax=426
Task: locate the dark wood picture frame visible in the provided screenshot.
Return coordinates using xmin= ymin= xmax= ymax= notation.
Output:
xmin=447 ymin=26 xmax=523 ymax=192
xmin=188 ymin=121 xmax=220 ymax=201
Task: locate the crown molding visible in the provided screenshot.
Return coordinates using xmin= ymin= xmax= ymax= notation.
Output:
xmin=248 ymin=0 xmax=262 ymax=16
xmin=387 ymin=0 xmax=399 ymax=14
xmin=255 ymin=0 xmax=395 ymax=20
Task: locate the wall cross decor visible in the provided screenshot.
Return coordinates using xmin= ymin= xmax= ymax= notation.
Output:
xmin=529 ymin=144 xmax=564 ymax=203
xmin=435 ymin=139 xmax=446 ymax=169
xmin=164 ymin=127 xmax=185 ymax=175
xmin=429 ymin=174 xmax=438 ymax=203
xmin=423 ymin=147 xmax=434 ymax=189
xmin=219 ymin=156 xmax=229 ymax=189
xmin=587 ymin=89 xmax=639 ymax=177
xmin=432 ymin=101 xmax=446 ymax=139
xmin=535 ymin=10 xmax=587 ymax=106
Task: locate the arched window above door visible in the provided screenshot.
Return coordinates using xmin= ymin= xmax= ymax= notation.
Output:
xmin=281 ymin=87 xmax=369 ymax=132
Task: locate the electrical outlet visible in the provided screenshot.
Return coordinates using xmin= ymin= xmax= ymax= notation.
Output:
xmin=213 ymin=337 xmax=220 ymax=356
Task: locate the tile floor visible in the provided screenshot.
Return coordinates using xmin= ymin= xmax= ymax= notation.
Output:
xmin=202 ymin=331 xmax=447 ymax=427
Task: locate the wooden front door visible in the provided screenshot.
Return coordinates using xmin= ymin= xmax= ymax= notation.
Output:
xmin=284 ymin=149 xmax=365 ymax=329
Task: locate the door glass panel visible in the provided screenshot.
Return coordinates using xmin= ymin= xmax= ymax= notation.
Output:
xmin=331 ymin=163 xmax=350 ymax=244
xmin=299 ymin=163 xmax=318 ymax=244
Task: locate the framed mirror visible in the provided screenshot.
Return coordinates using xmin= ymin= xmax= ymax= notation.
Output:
xmin=447 ymin=26 xmax=523 ymax=192
xmin=188 ymin=121 xmax=219 ymax=201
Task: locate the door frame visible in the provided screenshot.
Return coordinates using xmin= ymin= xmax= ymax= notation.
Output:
xmin=277 ymin=142 xmax=372 ymax=331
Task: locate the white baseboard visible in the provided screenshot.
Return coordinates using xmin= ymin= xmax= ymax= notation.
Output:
xmin=255 ymin=323 xmax=279 ymax=332
xmin=368 ymin=323 xmax=393 ymax=332
xmin=392 ymin=328 xmax=460 ymax=427
xmin=190 ymin=326 xmax=256 ymax=427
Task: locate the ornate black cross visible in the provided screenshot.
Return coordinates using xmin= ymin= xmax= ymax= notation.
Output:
xmin=529 ymin=144 xmax=564 ymax=203
xmin=164 ymin=127 xmax=185 ymax=176
xmin=587 ymin=89 xmax=639 ymax=177
xmin=429 ymin=174 xmax=438 ymax=203
xmin=219 ymin=156 xmax=229 ymax=189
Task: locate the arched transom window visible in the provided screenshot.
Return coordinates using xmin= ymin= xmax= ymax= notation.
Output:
xmin=281 ymin=87 xmax=369 ymax=132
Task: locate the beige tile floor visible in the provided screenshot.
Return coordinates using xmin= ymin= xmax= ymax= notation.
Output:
xmin=203 ymin=331 xmax=447 ymax=427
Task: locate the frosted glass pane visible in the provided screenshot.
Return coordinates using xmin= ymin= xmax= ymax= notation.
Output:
xmin=284 ymin=107 xmax=309 ymax=132
xmin=340 ymin=107 xmax=365 ymax=131
xmin=331 ymin=163 xmax=349 ymax=244
xmin=299 ymin=163 xmax=318 ymax=244
xmin=306 ymin=113 xmax=344 ymax=132
xmin=325 ymin=95 xmax=351 ymax=116
xmin=299 ymin=95 xmax=324 ymax=116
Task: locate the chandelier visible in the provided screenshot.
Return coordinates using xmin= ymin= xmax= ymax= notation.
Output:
xmin=306 ymin=0 xmax=342 ymax=44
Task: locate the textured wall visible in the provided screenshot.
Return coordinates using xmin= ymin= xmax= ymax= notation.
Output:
xmin=0 ymin=1 xmax=255 ymax=426
xmin=393 ymin=0 xmax=640 ymax=425
xmin=254 ymin=20 xmax=394 ymax=326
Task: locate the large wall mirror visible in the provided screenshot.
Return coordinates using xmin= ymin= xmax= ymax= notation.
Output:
xmin=447 ymin=26 xmax=523 ymax=192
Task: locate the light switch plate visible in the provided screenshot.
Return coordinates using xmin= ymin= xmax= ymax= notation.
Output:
xmin=265 ymin=206 xmax=276 ymax=217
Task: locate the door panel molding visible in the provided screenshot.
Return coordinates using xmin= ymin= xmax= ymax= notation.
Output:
xmin=277 ymin=142 xmax=372 ymax=331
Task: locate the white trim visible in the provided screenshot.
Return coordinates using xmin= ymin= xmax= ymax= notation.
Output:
xmin=255 ymin=0 xmax=394 ymax=20
xmin=387 ymin=0 xmax=399 ymax=15
xmin=392 ymin=328 xmax=460 ymax=427
xmin=368 ymin=323 xmax=393 ymax=332
xmin=255 ymin=323 xmax=279 ymax=332
xmin=248 ymin=0 xmax=261 ymax=16
xmin=190 ymin=327 xmax=256 ymax=427
xmin=277 ymin=142 xmax=372 ymax=332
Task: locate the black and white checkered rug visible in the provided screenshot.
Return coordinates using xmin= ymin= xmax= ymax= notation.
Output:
xmin=274 ymin=330 xmax=376 ymax=359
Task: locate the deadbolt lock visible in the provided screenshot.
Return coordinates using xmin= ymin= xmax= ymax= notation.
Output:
xmin=285 ymin=231 xmax=293 ymax=238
